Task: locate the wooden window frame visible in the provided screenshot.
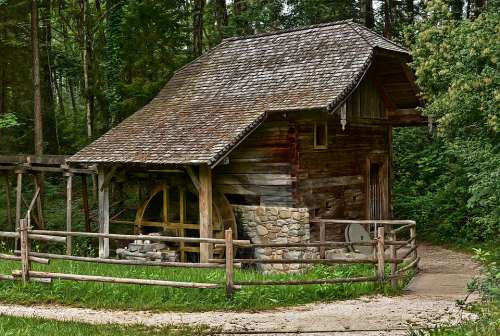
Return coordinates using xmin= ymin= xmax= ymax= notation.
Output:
xmin=313 ymin=122 xmax=328 ymax=150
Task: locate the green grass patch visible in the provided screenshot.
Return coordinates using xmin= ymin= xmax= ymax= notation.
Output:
xmin=0 ymin=315 xmax=217 ymax=336
xmin=0 ymin=259 xmax=403 ymax=312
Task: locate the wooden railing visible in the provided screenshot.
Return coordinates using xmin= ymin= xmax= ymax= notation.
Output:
xmin=0 ymin=219 xmax=418 ymax=298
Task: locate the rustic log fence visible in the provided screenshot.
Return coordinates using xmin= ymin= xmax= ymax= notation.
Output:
xmin=0 ymin=219 xmax=418 ymax=298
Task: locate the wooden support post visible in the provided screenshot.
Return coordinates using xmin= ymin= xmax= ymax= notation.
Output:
xmin=319 ymin=220 xmax=326 ymax=259
xmin=19 ymin=217 xmax=30 ymax=282
xmin=92 ymin=174 xmax=98 ymax=206
xmin=376 ymin=227 xmax=385 ymax=284
xmin=410 ymin=225 xmax=417 ymax=262
xmin=98 ymin=166 xmax=110 ymax=258
xmin=225 ymin=229 xmax=234 ymax=298
xmin=199 ymin=165 xmax=213 ymax=263
xmin=4 ymin=172 xmax=13 ymax=231
xmin=179 ymin=188 xmax=186 ymax=262
xmin=15 ymin=171 xmax=23 ymax=230
xmin=14 ymin=171 xmax=23 ymax=250
xmin=389 ymin=232 xmax=397 ymax=288
xmin=81 ymin=175 xmax=91 ymax=232
xmin=65 ymin=173 xmax=73 ymax=255
xmin=33 ymin=174 xmax=44 ymax=229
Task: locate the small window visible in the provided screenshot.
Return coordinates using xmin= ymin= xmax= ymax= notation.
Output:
xmin=314 ymin=122 xmax=328 ymax=149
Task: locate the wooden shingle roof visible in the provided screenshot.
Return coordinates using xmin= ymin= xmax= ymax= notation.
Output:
xmin=69 ymin=20 xmax=408 ymax=166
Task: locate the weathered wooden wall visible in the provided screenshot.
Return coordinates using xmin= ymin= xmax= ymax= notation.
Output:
xmin=214 ymin=73 xmax=392 ymax=242
xmin=214 ymin=120 xmax=294 ymax=207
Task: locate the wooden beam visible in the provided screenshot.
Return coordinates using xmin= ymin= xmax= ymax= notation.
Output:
xmin=185 ymin=166 xmax=200 ymax=192
xmin=199 ymin=164 xmax=213 ymax=263
xmin=81 ymin=175 xmax=91 ymax=232
xmin=14 ymin=171 xmax=22 ymax=250
xmin=4 ymin=172 xmax=13 ymax=231
xmin=65 ymin=173 xmax=73 ymax=255
xmin=98 ymin=166 xmax=110 ymax=258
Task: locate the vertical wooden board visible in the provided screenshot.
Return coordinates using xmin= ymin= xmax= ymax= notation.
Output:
xmin=199 ymin=165 xmax=213 ymax=263
xmin=66 ymin=174 xmax=73 ymax=255
xmin=4 ymin=173 xmax=13 ymax=230
xmin=225 ymin=229 xmax=234 ymax=298
xmin=98 ymin=166 xmax=110 ymax=258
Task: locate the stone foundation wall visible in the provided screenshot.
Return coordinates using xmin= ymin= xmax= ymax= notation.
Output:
xmin=233 ymin=205 xmax=315 ymax=273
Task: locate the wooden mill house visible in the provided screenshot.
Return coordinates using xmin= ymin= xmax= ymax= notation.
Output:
xmin=66 ymin=21 xmax=423 ymax=266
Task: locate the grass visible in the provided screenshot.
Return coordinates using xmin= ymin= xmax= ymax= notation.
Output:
xmin=0 ymin=258 xmax=403 ymax=311
xmin=0 ymin=315 xmax=217 ymax=336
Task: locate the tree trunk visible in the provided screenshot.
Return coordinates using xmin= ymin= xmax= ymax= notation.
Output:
xmin=450 ymin=0 xmax=464 ymax=20
xmin=80 ymin=0 xmax=93 ymax=139
xmin=214 ymin=0 xmax=228 ymax=43
xmin=0 ymin=68 xmax=5 ymax=115
xmin=32 ymin=0 xmax=43 ymax=155
xmin=473 ymin=0 xmax=485 ymax=18
xmin=383 ymin=0 xmax=393 ymax=39
xmin=193 ymin=0 xmax=205 ymax=57
xmin=360 ymin=0 xmax=375 ymax=29
xmin=406 ymin=0 xmax=415 ymax=23
xmin=32 ymin=0 xmax=45 ymax=230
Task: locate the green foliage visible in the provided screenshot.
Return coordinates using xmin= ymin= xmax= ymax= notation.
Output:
xmin=0 ymin=113 xmax=19 ymax=128
xmin=394 ymin=0 xmax=500 ymax=244
xmin=0 ymin=315 xmax=217 ymax=336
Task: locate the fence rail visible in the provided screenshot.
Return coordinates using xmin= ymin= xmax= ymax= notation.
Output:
xmin=0 ymin=219 xmax=419 ymax=297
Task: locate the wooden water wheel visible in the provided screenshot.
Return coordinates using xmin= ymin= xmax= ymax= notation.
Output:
xmin=134 ymin=183 xmax=237 ymax=261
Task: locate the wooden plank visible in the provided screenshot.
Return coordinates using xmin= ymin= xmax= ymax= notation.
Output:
xmin=319 ymin=221 xmax=326 ymax=259
xmin=14 ymin=172 xmax=22 ymax=232
xmin=81 ymin=175 xmax=91 ymax=232
xmin=214 ymin=173 xmax=293 ymax=186
xmin=199 ymin=164 xmax=213 ymax=263
xmin=376 ymin=227 xmax=385 ymax=283
xmin=4 ymin=172 xmax=12 ymax=230
xmin=235 ymin=276 xmax=377 ymax=286
xmin=12 ymin=270 xmax=222 ymax=289
xmin=65 ymin=173 xmax=73 ymax=255
xmin=98 ymin=166 xmax=110 ymax=258
xmin=25 ymin=251 xmax=225 ymax=268
xmin=19 ymin=218 xmax=30 ymax=282
xmin=0 ymin=253 xmax=49 ymax=264
xmin=225 ymin=229 xmax=234 ymax=298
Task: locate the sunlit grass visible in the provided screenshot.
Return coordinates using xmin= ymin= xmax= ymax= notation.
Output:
xmin=0 ymin=258 xmax=403 ymax=312
xmin=0 ymin=315 xmax=217 ymax=336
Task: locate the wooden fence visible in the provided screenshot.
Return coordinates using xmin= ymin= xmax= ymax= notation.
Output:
xmin=0 ymin=218 xmax=418 ymax=298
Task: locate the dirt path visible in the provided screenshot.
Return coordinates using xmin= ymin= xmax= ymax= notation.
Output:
xmin=0 ymin=245 xmax=481 ymax=335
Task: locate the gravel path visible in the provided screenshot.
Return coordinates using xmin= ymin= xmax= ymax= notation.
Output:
xmin=0 ymin=244 xmax=481 ymax=335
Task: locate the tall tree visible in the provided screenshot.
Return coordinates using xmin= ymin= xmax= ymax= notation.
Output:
xmin=383 ymin=0 xmax=394 ymax=38
xmin=105 ymin=0 xmax=124 ymax=127
xmin=214 ymin=0 xmax=228 ymax=42
xmin=450 ymin=0 xmax=464 ymax=19
xmin=233 ymin=0 xmax=253 ymax=35
xmin=193 ymin=0 xmax=205 ymax=57
xmin=79 ymin=0 xmax=93 ymax=139
xmin=32 ymin=0 xmax=43 ymax=155
xmin=360 ymin=0 xmax=375 ymax=28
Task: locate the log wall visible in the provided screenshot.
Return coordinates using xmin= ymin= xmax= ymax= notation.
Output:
xmin=214 ymin=75 xmax=391 ymax=242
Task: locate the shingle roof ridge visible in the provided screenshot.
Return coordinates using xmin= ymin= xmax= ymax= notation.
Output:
xmin=223 ymin=19 xmax=354 ymax=42
xmin=348 ymin=21 xmax=409 ymax=52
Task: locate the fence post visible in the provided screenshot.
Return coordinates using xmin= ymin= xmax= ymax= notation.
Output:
xmin=319 ymin=220 xmax=326 ymax=259
xmin=389 ymin=232 xmax=397 ymax=288
xmin=225 ymin=229 xmax=234 ymax=298
xmin=410 ymin=225 xmax=417 ymax=266
xmin=376 ymin=227 xmax=385 ymax=284
xmin=20 ymin=216 xmax=31 ymax=282
xmin=65 ymin=172 xmax=73 ymax=255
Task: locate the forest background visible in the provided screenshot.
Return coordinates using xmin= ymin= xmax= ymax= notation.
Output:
xmin=0 ymin=0 xmax=498 ymax=246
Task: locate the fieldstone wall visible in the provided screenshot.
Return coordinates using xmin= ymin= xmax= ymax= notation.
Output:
xmin=233 ymin=205 xmax=315 ymax=273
